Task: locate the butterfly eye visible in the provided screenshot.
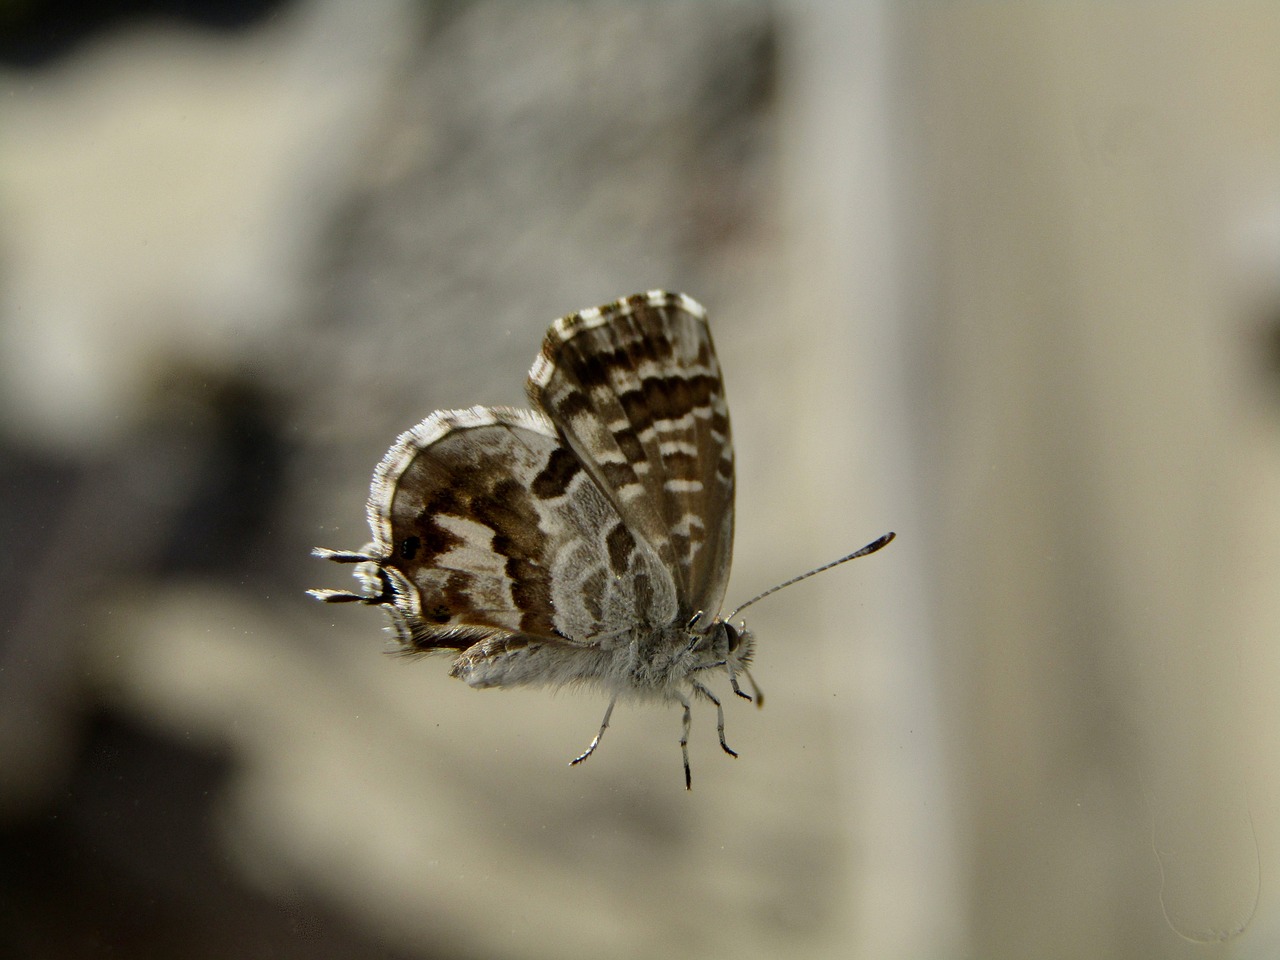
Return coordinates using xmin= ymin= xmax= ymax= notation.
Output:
xmin=399 ymin=536 xmax=421 ymax=560
xmin=724 ymin=623 xmax=742 ymax=653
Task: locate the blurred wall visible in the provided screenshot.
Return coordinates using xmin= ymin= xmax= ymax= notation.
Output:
xmin=888 ymin=6 xmax=1280 ymax=958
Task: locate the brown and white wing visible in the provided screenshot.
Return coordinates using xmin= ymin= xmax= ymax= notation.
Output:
xmin=312 ymin=406 xmax=678 ymax=687
xmin=527 ymin=291 xmax=735 ymax=620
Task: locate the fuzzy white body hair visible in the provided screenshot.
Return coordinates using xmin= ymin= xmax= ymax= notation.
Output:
xmin=451 ymin=620 xmax=756 ymax=704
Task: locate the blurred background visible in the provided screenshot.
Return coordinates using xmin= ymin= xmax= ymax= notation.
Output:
xmin=2 ymin=2 xmax=1278 ymax=958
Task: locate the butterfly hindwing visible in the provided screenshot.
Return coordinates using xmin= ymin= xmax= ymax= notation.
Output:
xmin=360 ymin=406 xmax=679 ymax=663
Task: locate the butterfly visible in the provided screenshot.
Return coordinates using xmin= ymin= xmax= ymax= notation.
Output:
xmin=310 ymin=291 xmax=893 ymax=788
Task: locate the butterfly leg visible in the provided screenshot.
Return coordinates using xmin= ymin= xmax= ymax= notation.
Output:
xmin=676 ymin=692 xmax=693 ymax=790
xmin=692 ymin=680 xmax=738 ymax=759
xmin=728 ymin=665 xmax=765 ymax=709
xmin=726 ymin=663 xmax=753 ymax=703
xmin=570 ymin=695 xmax=617 ymax=767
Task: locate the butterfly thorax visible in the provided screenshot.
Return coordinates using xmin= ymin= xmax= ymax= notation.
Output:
xmin=618 ymin=617 xmax=755 ymax=701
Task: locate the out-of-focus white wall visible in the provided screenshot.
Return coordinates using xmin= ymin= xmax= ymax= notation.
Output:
xmin=788 ymin=5 xmax=1280 ymax=958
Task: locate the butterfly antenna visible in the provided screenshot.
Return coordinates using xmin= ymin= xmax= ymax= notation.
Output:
xmin=727 ymin=532 xmax=895 ymax=621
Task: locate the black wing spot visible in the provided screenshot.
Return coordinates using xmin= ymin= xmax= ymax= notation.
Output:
xmin=399 ymin=535 xmax=421 ymax=560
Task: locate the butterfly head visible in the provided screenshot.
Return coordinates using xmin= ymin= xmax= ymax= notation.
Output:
xmin=675 ymin=614 xmax=759 ymax=706
xmin=722 ymin=619 xmax=754 ymax=662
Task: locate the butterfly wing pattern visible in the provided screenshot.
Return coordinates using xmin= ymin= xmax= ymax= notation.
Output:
xmin=313 ymin=292 xmax=758 ymax=787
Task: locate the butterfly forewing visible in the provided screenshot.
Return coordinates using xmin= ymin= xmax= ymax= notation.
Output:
xmin=527 ymin=292 xmax=735 ymax=620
